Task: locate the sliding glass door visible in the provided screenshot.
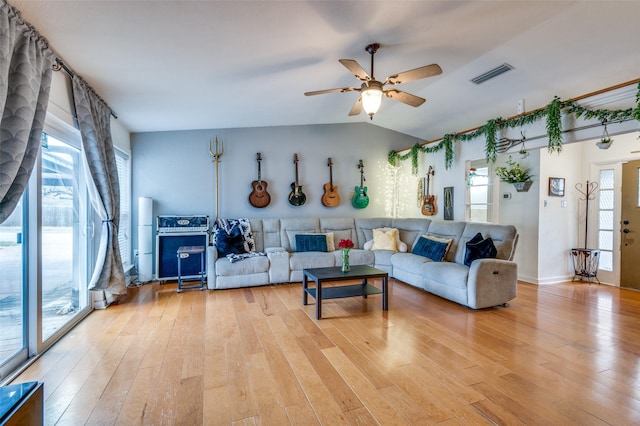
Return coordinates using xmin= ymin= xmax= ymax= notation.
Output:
xmin=0 ymin=199 xmax=27 ymax=376
xmin=40 ymin=135 xmax=90 ymax=341
xmin=0 ymin=132 xmax=93 ymax=381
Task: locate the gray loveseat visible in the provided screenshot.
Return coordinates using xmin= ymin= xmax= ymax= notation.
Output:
xmin=206 ymin=217 xmax=518 ymax=309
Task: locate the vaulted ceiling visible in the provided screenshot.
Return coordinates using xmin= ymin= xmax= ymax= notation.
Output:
xmin=11 ymin=1 xmax=640 ymax=140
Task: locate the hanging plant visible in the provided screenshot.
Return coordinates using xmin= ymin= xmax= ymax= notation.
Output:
xmin=484 ymin=119 xmax=500 ymax=163
xmin=546 ymin=96 xmax=563 ymax=154
xmin=495 ymin=156 xmax=534 ymax=183
xmin=443 ymin=134 xmax=455 ymax=169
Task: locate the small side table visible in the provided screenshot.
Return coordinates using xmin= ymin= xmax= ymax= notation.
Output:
xmin=570 ymin=248 xmax=601 ymax=284
xmin=177 ymin=245 xmax=206 ymax=292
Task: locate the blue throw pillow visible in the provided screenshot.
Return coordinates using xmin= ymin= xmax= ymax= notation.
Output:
xmin=464 ymin=234 xmax=497 ymax=266
xmin=412 ymin=236 xmax=450 ymax=261
xmin=295 ymin=234 xmax=328 ymax=252
xmin=216 ymin=224 xmax=247 ymax=257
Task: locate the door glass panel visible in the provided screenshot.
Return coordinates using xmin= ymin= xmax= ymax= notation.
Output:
xmin=41 ymin=136 xmax=88 ymax=340
xmin=597 ymin=169 xmax=615 ymax=272
xmin=599 ymin=190 xmax=614 ymax=210
xmin=599 ymin=210 xmax=613 ymax=230
xmin=600 ymin=250 xmax=613 ymax=271
xmin=0 ymin=200 xmax=24 ymax=363
xmin=599 ymin=230 xmax=613 ymax=251
xmin=600 ymin=169 xmax=614 ymax=189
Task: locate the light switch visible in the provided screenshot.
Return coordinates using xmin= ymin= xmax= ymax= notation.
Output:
xmin=561 ymin=200 xmax=567 ymax=208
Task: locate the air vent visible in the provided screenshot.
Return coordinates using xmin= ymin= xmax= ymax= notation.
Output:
xmin=471 ymin=63 xmax=514 ymax=85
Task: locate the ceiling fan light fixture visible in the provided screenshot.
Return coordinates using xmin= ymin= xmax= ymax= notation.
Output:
xmin=361 ymin=84 xmax=383 ymax=118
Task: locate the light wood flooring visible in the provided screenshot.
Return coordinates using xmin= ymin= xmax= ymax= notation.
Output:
xmin=12 ymin=278 xmax=640 ymax=425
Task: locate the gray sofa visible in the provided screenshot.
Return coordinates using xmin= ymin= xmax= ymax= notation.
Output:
xmin=206 ymin=217 xmax=518 ymax=309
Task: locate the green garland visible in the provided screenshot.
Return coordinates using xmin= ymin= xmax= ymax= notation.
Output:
xmin=388 ymin=82 xmax=640 ymax=173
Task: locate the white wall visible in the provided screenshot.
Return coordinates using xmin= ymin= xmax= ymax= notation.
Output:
xmin=536 ymin=144 xmax=582 ymax=284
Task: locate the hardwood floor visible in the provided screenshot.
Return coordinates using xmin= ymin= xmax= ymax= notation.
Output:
xmin=12 ymin=278 xmax=640 ymax=425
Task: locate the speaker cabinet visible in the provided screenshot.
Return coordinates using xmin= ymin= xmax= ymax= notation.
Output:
xmin=156 ymin=233 xmax=208 ymax=281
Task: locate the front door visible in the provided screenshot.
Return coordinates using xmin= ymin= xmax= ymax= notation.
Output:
xmin=620 ymin=159 xmax=640 ymax=289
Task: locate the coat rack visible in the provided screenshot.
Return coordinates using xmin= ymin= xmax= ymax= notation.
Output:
xmin=571 ymin=180 xmax=600 ymax=283
xmin=209 ymin=136 xmax=224 ymax=220
xmin=575 ymin=180 xmax=598 ymax=249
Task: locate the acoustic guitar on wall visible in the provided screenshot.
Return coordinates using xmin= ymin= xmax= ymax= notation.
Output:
xmin=352 ymin=159 xmax=369 ymax=209
xmin=248 ymin=152 xmax=271 ymax=208
xmin=321 ymin=157 xmax=340 ymax=207
xmin=288 ymin=153 xmax=306 ymax=206
xmin=421 ymin=165 xmax=437 ymax=216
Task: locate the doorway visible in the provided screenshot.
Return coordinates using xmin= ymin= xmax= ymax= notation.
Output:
xmin=620 ymin=159 xmax=640 ymax=289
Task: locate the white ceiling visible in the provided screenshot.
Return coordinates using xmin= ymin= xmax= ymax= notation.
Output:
xmin=10 ymin=1 xmax=640 ymax=140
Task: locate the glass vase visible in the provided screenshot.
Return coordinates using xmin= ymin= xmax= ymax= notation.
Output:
xmin=341 ymin=249 xmax=350 ymax=272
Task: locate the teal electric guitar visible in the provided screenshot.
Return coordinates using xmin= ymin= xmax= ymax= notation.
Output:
xmin=288 ymin=153 xmax=306 ymax=206
xmin=352 ymin=159 xmax=369 ymax=209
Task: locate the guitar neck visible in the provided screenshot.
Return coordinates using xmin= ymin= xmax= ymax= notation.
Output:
xmin=295 ymin=162 xmax=299 ymax=186
xmin=329 ymin=166 xmax=334 ymax=189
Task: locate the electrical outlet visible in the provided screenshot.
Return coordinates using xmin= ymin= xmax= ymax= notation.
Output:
xmin=517 ymin=99 xmax=525 ymax=114
xmin=561 ymin=200 xmax=567 ymax=208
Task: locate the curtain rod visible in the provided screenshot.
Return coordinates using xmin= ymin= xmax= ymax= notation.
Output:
xmin=395 ymin=77 xmax=640 ymax=153
xmin=53 ymin=57 xmax=118 ymax=119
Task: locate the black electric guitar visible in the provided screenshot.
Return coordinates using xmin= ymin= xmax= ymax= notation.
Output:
xmin=352 ymin=159 xmax=369 ymax=209
xmin=288 ymin=153 xmax=306 ymax=206
xmin=321 ymin=157 xmax=340 ymax=207
xmin=421 ymin=166 xmax=437 ymax=216
xmin=249 ymin=152 xmax=271 ymax=208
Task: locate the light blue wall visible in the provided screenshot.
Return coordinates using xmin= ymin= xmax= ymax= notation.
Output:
xmin=131 ymin=122 xmax=417 ymax=268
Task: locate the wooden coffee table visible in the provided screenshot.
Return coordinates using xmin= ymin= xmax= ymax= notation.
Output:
xmin=302 ymin=265 xmax=388 ymax=319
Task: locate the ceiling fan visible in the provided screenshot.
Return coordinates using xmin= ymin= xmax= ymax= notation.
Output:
xmin=304 ymin=43 xmax=442 ymax=119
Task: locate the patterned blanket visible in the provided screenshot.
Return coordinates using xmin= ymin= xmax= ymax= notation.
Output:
xmin=213 ymin=218 xmax=265 ymax=262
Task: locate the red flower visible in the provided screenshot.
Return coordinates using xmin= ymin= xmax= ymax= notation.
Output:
xmin=338 ymin=239 xmax=354 ymax=249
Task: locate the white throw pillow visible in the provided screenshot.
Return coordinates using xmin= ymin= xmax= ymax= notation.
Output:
xmin=368 ymin=227 xmax=407 ymax=252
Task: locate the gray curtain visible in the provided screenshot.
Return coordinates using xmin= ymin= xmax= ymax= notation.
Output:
xmin=0 ymin=0 xmax=54 ymax=223
xmin=72 ymin=76 xmax=126 ymax=295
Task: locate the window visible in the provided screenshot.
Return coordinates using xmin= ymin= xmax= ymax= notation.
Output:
xmin=115 ymin=148 xmax=131 ymax=270
xmin=466 ymin=159 xmax=494 ymax=223
xmin=598 ymin=169 xmax=615 ymax=271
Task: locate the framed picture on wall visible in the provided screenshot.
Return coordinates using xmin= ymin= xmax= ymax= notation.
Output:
xmin=549 ymin=177 xmax=565 ymax=197
xmin=444 ymin=186 xmax=454 ymax=220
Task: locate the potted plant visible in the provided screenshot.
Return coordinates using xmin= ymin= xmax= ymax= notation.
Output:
xmin=495 ymin=156 xmax=534 ymax=192
xmin=596 ymin=136 xmax=612 ymax=149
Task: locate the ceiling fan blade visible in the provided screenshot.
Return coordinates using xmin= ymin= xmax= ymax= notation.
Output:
xmin=339 ymin=59 xmax=371 ymax=81
xmin=304 ymin=87 xmax=358 ymax=96
xmin=348 ymin=96 xmax=362 ymax=116
xmin=384 ymin=90 xmax=426 ymax=107
xmin=386 ymin=64 xmax=442 ymax=85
